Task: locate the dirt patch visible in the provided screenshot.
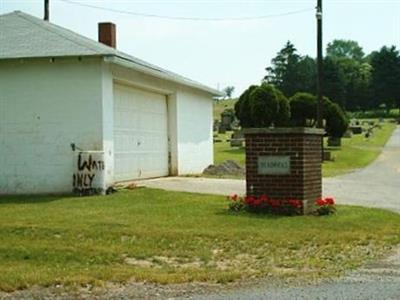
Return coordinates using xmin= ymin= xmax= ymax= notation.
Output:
xmin=203 ymin=160 xmax=245 ymax=176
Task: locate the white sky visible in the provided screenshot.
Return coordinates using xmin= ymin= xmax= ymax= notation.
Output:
xmin=1 ymin=0 xmax=399 ymax=96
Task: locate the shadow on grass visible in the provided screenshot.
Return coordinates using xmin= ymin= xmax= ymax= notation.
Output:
xmin=219 ymin=148 xmax=245 ymax=155
xmin=325 ymin=146 xmax=342 ymax=152
xmin=0 ymin=194 xmax=71 ymax=205
xmin=215 ymin=209 xmax=297 ymax=220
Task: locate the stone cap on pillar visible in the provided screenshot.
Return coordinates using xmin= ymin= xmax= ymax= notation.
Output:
xmin=243 ymin=127 xmax=325 ymax=135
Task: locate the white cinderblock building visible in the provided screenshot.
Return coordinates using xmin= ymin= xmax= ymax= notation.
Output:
xmin=0 ymin=11 xmax=221 ymax=194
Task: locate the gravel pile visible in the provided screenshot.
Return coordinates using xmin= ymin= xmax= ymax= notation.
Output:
xmin=203 ymin=160 xmax=245 ymax=176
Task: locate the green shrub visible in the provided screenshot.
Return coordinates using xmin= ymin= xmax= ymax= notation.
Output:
xmin=235 ymin=84 xmax=347 ymax=135
xmin=324 ymin=98 xmax=349 ymax=138
xmin=289 ymin=92 xmax=317 ymax=126
xmin=234 ymin=85 xmax=257 ymax=128
xmin=275 ymin=89 xmax=291 ymax=126
xmin=249 ymin=84 xmax=280 ymax=127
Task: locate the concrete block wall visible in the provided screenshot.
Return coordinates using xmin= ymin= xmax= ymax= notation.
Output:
xmin=0 ymin=57 xmax=104 ymax=194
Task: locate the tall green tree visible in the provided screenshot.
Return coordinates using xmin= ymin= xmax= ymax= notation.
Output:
xmin=326 ymin=39 xmax=365 ymax=62
xmin=370 ymin=46 xmax=400 ymax=111
xmin=264 ymin=41 xmax=315 ymax=97
xmin=326 ymin=40 xmax=373 ymax=111
xmin=322 ymin=57 xmax=346 ymax=108
xmin=223 ymin=86 xmax=235 ymax=99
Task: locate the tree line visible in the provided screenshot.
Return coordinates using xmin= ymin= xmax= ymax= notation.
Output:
xmin=264 ymin=40 xmax=400 ymax=112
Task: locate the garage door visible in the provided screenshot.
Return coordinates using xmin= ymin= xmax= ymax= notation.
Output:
xmin=113 ymin=84 xmax=169 ymax=181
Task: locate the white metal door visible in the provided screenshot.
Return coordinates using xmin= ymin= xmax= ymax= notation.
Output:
xmin=113 ymin=84 xmax=169 ymax=181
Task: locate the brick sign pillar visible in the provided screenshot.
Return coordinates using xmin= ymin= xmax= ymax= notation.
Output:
xmin=244 ymin=128 xmax=325 ymax=214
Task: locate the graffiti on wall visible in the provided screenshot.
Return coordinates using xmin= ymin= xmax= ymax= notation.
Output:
xmin=73 ymin=152 xmax=105 ymax=195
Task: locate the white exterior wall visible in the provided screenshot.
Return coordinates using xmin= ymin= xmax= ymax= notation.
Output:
xmin=175 ymin=88 xmax=213 ymax=174
xmin=107 ymin=64 xmax=213 ymax=177
xmin=0 ymin=57 xmax=104 ymax=194
xmin=0 ymin=58 xmax=214 ymax=194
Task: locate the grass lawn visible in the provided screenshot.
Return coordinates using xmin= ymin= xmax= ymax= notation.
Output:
xmin=1 ymin=189 xmax=400 ymax=292
xmin=214 ymin=121 xmax=397 ymax=178
xmin=213 ymin=99 xmax=237 ymax=119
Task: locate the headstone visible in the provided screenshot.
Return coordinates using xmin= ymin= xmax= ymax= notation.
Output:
xmin=213 ymin=120 xmax=219 ymax=132
xmin=230 ymin=119 xmax=240 ymax=131
xmin=323 ymin=151 xmax=333 ymax=161
xmin=230 ymin=139 xmax=244 ymax=147
xmin=327 ymin=137 xmax=341 ymax=147
xmin=244 ymin=128 xmax=324 ymax=214
xmin=231 ymin=130 xmax=244 ymax=140
xmin=343 ymin=130 xmax=353 ymax=138
xmin=218 ymin=125 xmax=226 ymax=134
xmin=220 ymin=111 xmax=233 ymax=131
xmin=349 ymin=126 xmax=362 ymax=134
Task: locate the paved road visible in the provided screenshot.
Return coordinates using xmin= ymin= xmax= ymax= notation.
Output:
xmin=141 ymin=126 xmax=400 ymax=213
xmin=323 ymin=125 xmax=400 ymax=213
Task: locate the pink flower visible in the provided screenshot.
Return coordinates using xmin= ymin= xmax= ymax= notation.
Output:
xmin=229 ymin=194 xmax=238 ymax=201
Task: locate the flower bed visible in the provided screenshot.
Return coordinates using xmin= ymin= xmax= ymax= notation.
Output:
xmin=228 ymin=194 xmax=336 ymax=216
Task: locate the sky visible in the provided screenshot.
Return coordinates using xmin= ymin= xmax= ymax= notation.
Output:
xmin=1 ymin=0 xmax=399 ymax=96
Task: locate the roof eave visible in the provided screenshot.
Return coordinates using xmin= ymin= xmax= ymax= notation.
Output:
xmin=104 ymin=55 xmax=223 ymax=97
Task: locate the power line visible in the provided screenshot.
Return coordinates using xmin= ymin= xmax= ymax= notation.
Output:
xmin=58 ymin=0 xmax=314 ymax=21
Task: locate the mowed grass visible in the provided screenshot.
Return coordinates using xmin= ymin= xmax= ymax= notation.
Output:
xmin=1 ymin=189 xmax=400 ymax=291
xmin=214 ymin=132 xmax=245 ymax=167
xmin=213 ymin=99 xmax=237 ymax=119
xmin=214 ymin=121 xmax=397 ymax=178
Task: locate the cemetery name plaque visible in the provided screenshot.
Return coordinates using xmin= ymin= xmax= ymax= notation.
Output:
xmin=258 ymin=156 xmax=290 ymax=175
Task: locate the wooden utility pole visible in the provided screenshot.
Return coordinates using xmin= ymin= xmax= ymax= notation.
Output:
xmin=316 ymin=0 xmax=323 ymax=128
xmin=44 ymin=0 xmax=49 ymax=21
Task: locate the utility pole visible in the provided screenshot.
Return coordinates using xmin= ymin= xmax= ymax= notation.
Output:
xmin=316 ymin=0 xmax=323 ymax=128
xmin=44 ymin=0 xmax=49 ymax=21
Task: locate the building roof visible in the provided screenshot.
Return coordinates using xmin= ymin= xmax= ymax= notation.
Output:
xmin=0 ymin=11 xmax=221 ymax=95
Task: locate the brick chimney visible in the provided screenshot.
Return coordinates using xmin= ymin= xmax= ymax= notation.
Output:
xmin=98 ymin=23 xmax=116 ymax=48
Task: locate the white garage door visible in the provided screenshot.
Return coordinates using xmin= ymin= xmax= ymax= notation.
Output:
xmin=113 ymin=84 xmax=169 ymax=181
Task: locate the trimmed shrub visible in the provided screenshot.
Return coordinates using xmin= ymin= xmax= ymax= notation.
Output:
xmin=289 ymin=92 xmax=317 ymax=126
xmin=324 ymin=100 xmax=349 ymax=138
xmin=249 ymin=84 xmax=280 ymax=127
xmin=235 ymin=84 xmax=347 ymax=135
xmin=234 ymin=85 xmax=257 ymax=128
xmin=275 ymin=89 xmax=291 ymax=126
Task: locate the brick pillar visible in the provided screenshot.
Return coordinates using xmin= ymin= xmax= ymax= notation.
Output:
xmin=244 ymin=128 xmax=324 ymax=214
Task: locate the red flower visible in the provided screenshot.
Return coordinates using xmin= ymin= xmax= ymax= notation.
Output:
xmin=288 ymin=199 xmax=302 ymax=208
xmin=245 ymin=196 xmax=256 ymax=205
xmin=259 ymin=195 xmax=269 ymax=203
xmin=316 ymin=198 xmax=326 ymax=206
xmin=269 ymin=199 xmax=280 ymax=208
xmin=325 ymin=197 xmax=335 ymax=205
xmin=253 ymin=199 xmax=262 ymax=206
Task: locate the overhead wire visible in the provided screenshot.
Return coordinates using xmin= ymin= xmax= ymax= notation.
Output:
xmin=58 ymin=0 xmax=314 ymax=21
